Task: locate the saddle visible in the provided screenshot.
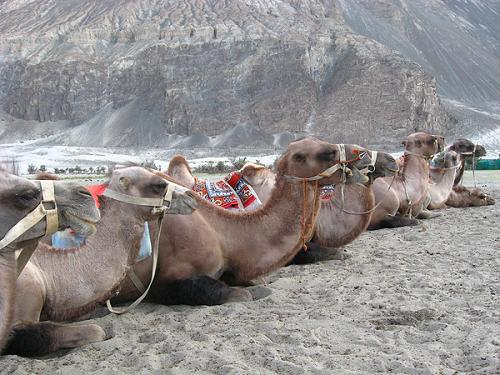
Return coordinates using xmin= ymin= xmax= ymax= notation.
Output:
xmin=192 ymin=172 xmax=261 ymax=210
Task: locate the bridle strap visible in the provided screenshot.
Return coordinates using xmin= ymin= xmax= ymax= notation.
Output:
xmin=359 ymin=151 xmax=377 ymax=175
xmin=40 ymin=180 xmax=58 ymax=235
xmin=0 ymin=181 xmax=58 ymax=252
xmin=284 ymin=144 xmax=360 ymax=182
xmin=102 ymin=189 xmax=167 ymax=208
xmin=404 ymin=150 xmax=433 ymax=161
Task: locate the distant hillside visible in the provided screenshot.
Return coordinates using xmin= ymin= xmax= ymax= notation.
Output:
xmin=0 ymin=0 xmax=497 ymax=150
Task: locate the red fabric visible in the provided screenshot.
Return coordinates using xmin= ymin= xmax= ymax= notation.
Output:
xmin=320 ymin=185 xmax=336 ymax=202
xmin=85 ymin=184 xmax=107 ymax=209
xmin=191 ymin=177 xmax=241 ymax=209
xmin=224 ymin=171 xmax=258 ymax=208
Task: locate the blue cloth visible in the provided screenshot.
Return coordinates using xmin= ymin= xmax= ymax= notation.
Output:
xmin=52 ymin=223 xmax=152 ymax=261
xmin=138 ymin=223 xmax=152 ymax=259
xmin=52 ymin=229 xmax=86 ymax=248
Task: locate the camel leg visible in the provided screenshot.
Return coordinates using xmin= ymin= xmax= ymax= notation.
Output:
xmin=416 ymin=209 xmax=442 ymax=220
xmin=3 ymin=321 xmax=106 ymax=357
xmin=150 ymin=276 xmax=253 ymax=306
xmin=368 ymin=214 xmax=419 ymax=230
xmin=288 ymin=242 xmax=343 ymax=265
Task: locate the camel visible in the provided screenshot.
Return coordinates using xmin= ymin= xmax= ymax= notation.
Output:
xmin=112 ymin=138 xmax=373 ymax=306
xmin=446 ymin=185 xmax=495 ymax=207
xmin=442 ymin=138 xmax=494 ymax=207
xmin=0 ymin=168 xmax=100 ymax=353
xmin=425 ymin=150 xmax=461 ymax=210
xmin=446 ymin=138 xmax=486 ymax=186
xmin=4 ymin=167 xmax=198 ymax=357
xmin=368 ymin=132 xmax=441 ymax=229
xmin=168 ymin=149 xmax=399 ymax=263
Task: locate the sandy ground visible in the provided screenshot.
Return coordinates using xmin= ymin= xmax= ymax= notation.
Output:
xmin=1 ymin=173 xmax=499 ymax=374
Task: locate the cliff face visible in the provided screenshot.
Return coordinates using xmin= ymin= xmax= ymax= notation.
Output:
xmin=0 ymin=1 xmax=465 ymax=149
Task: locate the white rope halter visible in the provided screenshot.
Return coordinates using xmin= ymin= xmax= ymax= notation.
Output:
xmin=0 ymin=180 xmax=58 ymax=251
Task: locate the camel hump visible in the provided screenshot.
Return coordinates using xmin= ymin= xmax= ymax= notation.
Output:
xmin=35 ymin=172 xmax=60 ymax=180
xmin=167 ymin=155 xmax=192 ymax=176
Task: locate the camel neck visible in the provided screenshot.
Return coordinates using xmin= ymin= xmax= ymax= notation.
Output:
xmin=429 ymin=166 xmax=457 ymax=204
xmin=400 ymin=153 xmax=429 ymax=203
xmin=32 ymin=198 xmax=145 ymax=321
xmin=402 ymin=153 xmax=429 ymax=181
xmin=0 ymin=250 xmax=15 ymax=350
xmin=197 ymin=175 xmax=320 ymax=282
xmin=315 ymin=183 xmax=374 ymax=248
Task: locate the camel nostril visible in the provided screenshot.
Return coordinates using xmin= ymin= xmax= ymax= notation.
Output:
xmin=79 ymin=189 xmax=93 ymax=198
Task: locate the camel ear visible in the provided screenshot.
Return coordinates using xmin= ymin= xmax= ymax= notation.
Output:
xmin=119 ymin=176 xmax=130 ymax=190
xmin=239 ymin=163 xmax=265 ymax=177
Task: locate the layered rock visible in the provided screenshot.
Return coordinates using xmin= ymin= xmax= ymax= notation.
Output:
xmin=0 ymin=0 xmax=461 ymax=149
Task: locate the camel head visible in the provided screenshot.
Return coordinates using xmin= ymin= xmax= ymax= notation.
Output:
xmin=276 ymin=137 xmax=370 ymax=186
xmin=239 ymin=163 xmax=276 ymax=203
xmin=0 ymin=169 xmax=100 ymax=247
xmin=402 ymin=132 xmax=440 ymax=158
xmin=453 ymin=186 xmax=495 ymax=206
xmin=366 ymin=150 xmax=399 ymax=179
xmin=434 ymin=135 xmax=446 ymax=152
xmin=432 ymin=150 xmax=460 ymax=169
xmin=107 ymin=167 xmax=198 ymax=218
xmin=448 ymin=139 xmax=487 ymax=158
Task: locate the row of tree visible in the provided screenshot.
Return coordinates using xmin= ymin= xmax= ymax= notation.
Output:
xmin=27 ymin=164 xmax=108 ymax=175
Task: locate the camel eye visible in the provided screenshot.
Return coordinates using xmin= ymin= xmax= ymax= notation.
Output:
xmin=151 ymin=180 xmax=167 ymax=194
xmin=15 ymin=188 xmax=40 ymax=208
xmin=293 ymin=153 xmax=306 ymax=163
xmin=317 ymin=150 xmax=336 ymax=162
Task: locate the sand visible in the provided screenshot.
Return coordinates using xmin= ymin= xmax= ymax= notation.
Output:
xmin=1 ymin=179 xmax=499 ymax=374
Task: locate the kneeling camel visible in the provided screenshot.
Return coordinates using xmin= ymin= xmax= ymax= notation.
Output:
xmin=5 ymin=167 xmax=197 ymax=356
xmin=0 ymin=168 xmax=100 ymax=353
xmin=112 ymin=138 xmax=373 ymax=307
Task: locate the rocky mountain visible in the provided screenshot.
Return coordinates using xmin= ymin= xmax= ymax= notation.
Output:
xmin=0 ymin=0 xmax=497 ymax=151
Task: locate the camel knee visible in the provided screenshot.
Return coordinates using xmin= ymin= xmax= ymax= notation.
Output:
xmin=3 ymin=321 xmax=106 ymax=357
xmin=150 ymin=276 xmax=235 ymax=306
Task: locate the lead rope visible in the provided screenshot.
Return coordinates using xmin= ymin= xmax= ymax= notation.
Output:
xmin=335 ymin=174 xmax=397 ymax=215
xmin=472 ymin=144 xmax=477 ymax=188
xmin=106 ymin=183 xmax=175 ymax=315
xmin=106 ymin=213 xmax=164 ymax=315
xmin=300 ymin=178 xmax=308 ymax=251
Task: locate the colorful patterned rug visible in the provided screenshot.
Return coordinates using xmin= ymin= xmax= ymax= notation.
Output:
xmin=192 ymin=172 xmax=261 ymax=210
xmin=320 ymin=185 xmax=336 ymax=202
xmin=224 ymin=171 xmax=260 ymax=209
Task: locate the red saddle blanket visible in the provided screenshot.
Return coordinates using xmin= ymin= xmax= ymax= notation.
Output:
xmin=192 ymin=172 xmax=259 ymax=209
xmin=320 ymin=185 xmax=336 ymax=202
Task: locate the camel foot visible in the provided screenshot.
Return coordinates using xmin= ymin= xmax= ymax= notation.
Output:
xmin=225 ymin=288 xmax=253 ymax=303
xmin=220 ymin=272 xmax=257 ymax=287
xmin=417 ymin=210 xmax=442 ymax=220
xmin=368 ymin=215 xmax=419 ymax=230
xmin=288 ymin=242 xmax=337 ymax=265
xmin=150 ymin=276 xmax=237 ymax=306
xmin=3 ymin=321 xmax=106 ymax=357
xmin=246 ymin=286 xmax=272 ymax=301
